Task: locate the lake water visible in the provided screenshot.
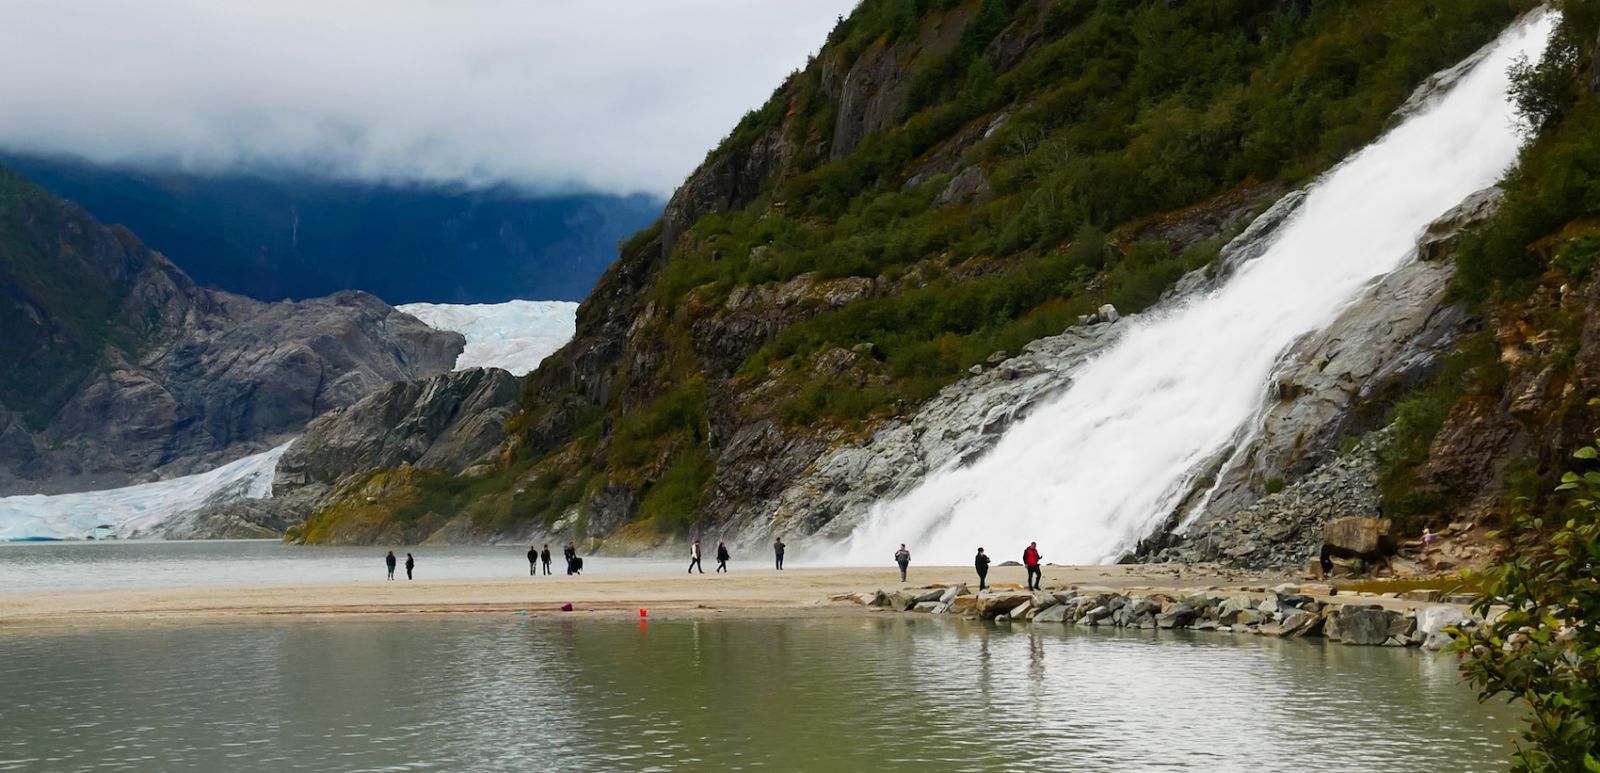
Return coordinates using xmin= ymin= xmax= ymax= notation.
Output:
xmin=0 ymin=540 xmax=689 ymax=593
xmin=0 ymin=616 xmax=1518 ymax=772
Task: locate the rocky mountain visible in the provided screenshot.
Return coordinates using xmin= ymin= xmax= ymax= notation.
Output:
xmin=1 ymin=154 xmax=663 ymax=304
xmin=0 ymin=165 xmax=464 ymax=495
xmin=282 ymin=0 xmax=1543 ymax=548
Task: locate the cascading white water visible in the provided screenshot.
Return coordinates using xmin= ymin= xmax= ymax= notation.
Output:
xmin=842 ymin=11 xmax=1555 ymax=566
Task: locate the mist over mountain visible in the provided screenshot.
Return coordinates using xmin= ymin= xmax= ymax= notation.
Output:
xmin=4 ymin=154 xmax=662 ymax=304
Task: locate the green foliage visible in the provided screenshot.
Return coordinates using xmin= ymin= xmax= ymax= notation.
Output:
xmin=1454 ymin=438 xmax=1600 ymax=772
xmin=639 ymin=448 xmax=713 ymax=534
xmin=1264 ymin=477 xmax=1286 ymax=495
xmin=1554 ymin=231 xmax=1600 ymax=282
xmin=0 ymin=167 xmax=154 ymax=428
xmin=1455 ymin=3 xmax=1600 ymax=302
xmin=1377 ymin=333 xmax=1507 ymax=530
xmin=610 ymin=379 xmax=707 ymax=470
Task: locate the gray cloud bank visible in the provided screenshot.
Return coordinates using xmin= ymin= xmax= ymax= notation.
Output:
xmin=0 ymin=0 xmax=856 ymax=195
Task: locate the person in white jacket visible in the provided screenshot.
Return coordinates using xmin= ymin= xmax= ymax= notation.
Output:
xmin=688 ymin=539 xmax=704 ymax=574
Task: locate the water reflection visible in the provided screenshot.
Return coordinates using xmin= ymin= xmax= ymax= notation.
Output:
xmin=0 ymin=618 xmax=1517 ymax=772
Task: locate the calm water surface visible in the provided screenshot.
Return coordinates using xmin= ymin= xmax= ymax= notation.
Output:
xmin=0 ymin=540 xmax=686 ymax=592
xmin=0 ymin=616 xmax=1519 ymax=772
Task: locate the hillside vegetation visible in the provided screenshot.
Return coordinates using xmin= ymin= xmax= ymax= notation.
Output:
xmin=297 ymin=0 xmax=1536 ymax=544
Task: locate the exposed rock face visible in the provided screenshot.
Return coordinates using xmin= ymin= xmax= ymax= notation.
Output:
xmin=1322 ymin=517 xmax=1396 ymax=558
xmin=1165 ymin=434 xmax=1386 ymax=570
xmin=275 ymin=367 xmax=520 ymax=491
xmin=0 ymin=167 xmax=463 ymax=494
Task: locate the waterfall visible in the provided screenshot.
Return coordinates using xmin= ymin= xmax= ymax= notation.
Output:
xmin=842 ymin=11 xmax=1555 ymax=566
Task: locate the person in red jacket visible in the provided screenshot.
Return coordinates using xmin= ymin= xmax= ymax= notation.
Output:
xmin=1023 ymin=542 xmax=1043 ymax=591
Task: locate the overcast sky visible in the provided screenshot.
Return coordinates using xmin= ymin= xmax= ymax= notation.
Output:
xmin=0 ymin=1 xmax=858 ymax=196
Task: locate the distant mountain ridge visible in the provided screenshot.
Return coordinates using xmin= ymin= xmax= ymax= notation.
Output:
xmin=0 ymin=154 xmax=663 ymax=304
xmin=0 ymin=165 xmax=464 ymax=495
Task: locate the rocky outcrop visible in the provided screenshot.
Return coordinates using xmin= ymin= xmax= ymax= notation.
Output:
xmin=855 ymin=582 xmax=1476 ymax=649
xmin=0 ymin=167 xmax=463 ymax=494
xmin=1164 ymin=434 xmax=1386 ymax=569
xmin=1322 ymin=516 xmax=1397 ymax=558
xmin=1168 ymin=188 xmax=1499 ymax=543
xmin=275 ymin=367 xmax=520 ymax=491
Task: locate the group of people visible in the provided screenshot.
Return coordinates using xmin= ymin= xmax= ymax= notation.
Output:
xmin=384 ymin=550 xmax=414 ymax=580
xmin=895 ymin=541 xmax=1047 ymax=591
xmin=525 ymin=542 xmax=583 ymax=575
xmin=385 ymin=537 xmax=1051 ymax=588
xmin=687 ymin=537 xmax=788 ymax=573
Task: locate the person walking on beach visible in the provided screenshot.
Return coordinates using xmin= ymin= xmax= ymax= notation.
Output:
xmin=385 ymin=550 xmax=397 ymax=581
xmin=975 ymin=547 xmax=991 ymax=591
xmin=715 ymin=541 xmax=731 ymax=573
xmin=688 ymin=539 xmax=704 ymax=574
xmin=894 ymin=544 xmax=910 ymax=582
xmin=405 ymin=553 xmax=415 ymax=581
xmin=774 ymin=537 xmax=786 ymax=570
xmin=1023 ymin=541 xmax=1043 ymax=591
xmin=540 ymin=544 xmax=553 ymax=576
xmin=564 ymin=542 xmax=580 ymax=575
xmin=528 ymin=545 xmax=538 ymax=576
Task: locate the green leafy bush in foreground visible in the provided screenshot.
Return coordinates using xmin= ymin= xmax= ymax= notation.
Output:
xmin=1454 ymin=438 xmax=1600 ymax=771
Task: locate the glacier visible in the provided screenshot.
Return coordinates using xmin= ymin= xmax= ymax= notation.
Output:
xmin=0 ymin=300 xmax=579 ymax=540
xmin=398 ymin=300 xmax=579 ymax=377
xmin=0 ymin=443 xmax=289 ymax=541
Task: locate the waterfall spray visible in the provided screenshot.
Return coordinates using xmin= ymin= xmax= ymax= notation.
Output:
xmin=842 ymin=11 xmax=1556 ymax=566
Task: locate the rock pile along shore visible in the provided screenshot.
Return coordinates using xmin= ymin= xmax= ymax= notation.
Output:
xmin=844 ymin=583 xmax=1475 ymax=651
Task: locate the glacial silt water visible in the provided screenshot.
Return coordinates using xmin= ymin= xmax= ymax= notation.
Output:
xmin=0 ymin=617 xmax=1518 ymax=772
xmin=845 ymin=12 xmax=1555 ymax=565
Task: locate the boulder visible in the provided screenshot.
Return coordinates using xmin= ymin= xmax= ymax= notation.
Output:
xmin=1329 ymin=605 xmax=1408 ymax=646
xmin=912 ymin=601 xmax=942 ymax=613
xmin=1032 ymin=604 xmax=1069 ymax=623
xmin=1156 ymin=603 xmax=1201 ymax=629
xmin=1278 ymin=609 xmax=1323 ymax=637
xmin=974 ymin=592 xmax=1031 ymax=620
xmin=1077 ymin=605 xmax=1112 ymax=627
xmin=948 ymin=595 xmax=979 ymax=615
xmin=1416 ymin=606 xmax=1468 ymax=651
xmin=1323 ymin=517 xmax=1395 ymax=557
xmin=1401 ymin=589 xmax=1443 ymax=603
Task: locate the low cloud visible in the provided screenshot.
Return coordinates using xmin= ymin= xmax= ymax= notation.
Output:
xmin=0 ymin=0 xmax=856 ymax=195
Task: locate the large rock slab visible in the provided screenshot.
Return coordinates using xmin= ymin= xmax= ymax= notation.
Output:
xmin=1324 ymin=517 xmax=1396 ymax=557
xmin=975 ymin=592 xmax=1032 ymax=620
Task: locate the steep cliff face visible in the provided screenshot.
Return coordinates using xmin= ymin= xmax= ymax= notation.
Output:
xmin=0 ymin=166 xmax=463 ymax=494
xmin=297 ymin=0 xmax=1533 ymax=546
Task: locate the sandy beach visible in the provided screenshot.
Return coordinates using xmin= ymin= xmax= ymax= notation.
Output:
xmin=0 ymin=562 xmax=1461 ymax=629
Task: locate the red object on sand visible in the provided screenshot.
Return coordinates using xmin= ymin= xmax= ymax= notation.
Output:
xmin=560 ymin=602 xmax=574 ymax=612
xmin=639 ymin=608 xmax=648 ymax=617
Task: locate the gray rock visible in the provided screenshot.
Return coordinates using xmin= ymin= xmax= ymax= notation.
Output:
xmin=1324 ymin=517 xmax=1395 ymax=558
xmin=1416 ymin=606 xmax=1468 ymax=651
xmin=1032 ymin=604 xmax=1069 ymax=623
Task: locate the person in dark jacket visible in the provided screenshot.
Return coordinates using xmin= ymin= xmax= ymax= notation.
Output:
xmin=774 ymin=537 xmax=786 ymax=570
xmin=564 ymin=542 xmax=579 ymax=575
xmin=688 ymin=539 xmax=704 ymax=574
xmin=405 ymin=553 xmax=415 ymax=580
xmin=540 ymin=544 xmax=553 ymax=576
xmin=975 ymin=547 xmax=991 ymax=591
xmin=715 ymin=541 xmax=731 ymax=573
xmin=1319 ymin=543 xmax=1334 ymax=577
xmin=385 ymin=551 xmax=397 ymax=581
xmin=894 ymin=544 xmax=910 ymax=582
xmin=1023 ymin=542 xmax=1043 ymax=591
xmin=527 ymin=545 xmax=538 ymax=576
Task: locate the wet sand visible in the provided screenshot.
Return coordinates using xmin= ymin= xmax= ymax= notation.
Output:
xmin=0 ymin=563 xmax=1447 ymax=629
